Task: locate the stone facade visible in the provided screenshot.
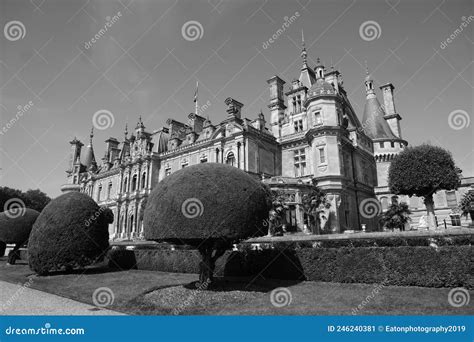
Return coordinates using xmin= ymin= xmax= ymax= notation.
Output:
xmin=61 ymin=38 xmax=473 ymax=239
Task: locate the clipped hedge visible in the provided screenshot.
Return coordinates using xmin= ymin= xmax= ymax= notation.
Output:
xmin=109 ymin=241 xmax=473 ymax=288
xmin=28 ymin=192 xmax=113 ymax=275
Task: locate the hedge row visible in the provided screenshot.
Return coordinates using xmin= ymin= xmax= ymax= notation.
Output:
xmin=108 ymin=244 xmax=473 ymax=288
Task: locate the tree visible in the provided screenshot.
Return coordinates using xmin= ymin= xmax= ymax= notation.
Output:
xmin=0 ymin=187 xmax=51 ymax=213
xmin=379 ymin=201 xmax=411 ymax=231
xmin=388 ymin=144 xmax=461 ymax=230
xmin=143 ymin=163 xmax=271 ymax=286
xmin=267 ymin=189 xmax=288 ymax=236
xmin=459 ymin=191 xmax=474 ymax=222
xmin=28 ymin=192 xmax=112 ymax=275
xmin=23 ymin=189 xmax=51 ymax=212
xmin=301 ymin=181 xmax=330 ymax=234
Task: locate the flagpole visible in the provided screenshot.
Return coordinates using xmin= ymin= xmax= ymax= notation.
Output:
xmin=194 ymin=81 xmax=199 ymax=115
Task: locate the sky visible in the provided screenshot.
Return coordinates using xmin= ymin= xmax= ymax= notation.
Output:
xmin=0 ymin=0 xmax=472 ymax=198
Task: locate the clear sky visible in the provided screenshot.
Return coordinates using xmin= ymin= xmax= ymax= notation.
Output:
xmin=0 ymin=0 xmax=472 ymax=198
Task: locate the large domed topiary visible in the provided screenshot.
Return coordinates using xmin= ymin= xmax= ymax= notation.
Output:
xmin=144 ymin=163 xmax=271 ymax=285
xmin=28 ymin=192 xmax=113 ymax=275
xmin=0 ymin=208 xmax=40 ymax=264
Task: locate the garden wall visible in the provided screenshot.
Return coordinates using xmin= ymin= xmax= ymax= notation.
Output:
xmin=108 ymin=234 xmax=473 ymax=288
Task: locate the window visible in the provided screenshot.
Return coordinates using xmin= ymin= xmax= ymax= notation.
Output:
xmin=181 ymin=160 xmax=189 ymax=168
xmin=97 ymin=185 xmax=102 ymax=201
xmin=165 ymin=168 xmax=171 ymax=176
xmin=381 ymin=197 xmax=389 ymax=211
xmin=132 ymin=174 xmax=138 ymax=191
xmin=123 ymin=178 xmax=128 ymax=192
xmin=73 ymin=176 xmax=77 ymax=184
xmin=319 ymin=147 xmax=326 ymax=164
xmin=294 ymin=119 xmax=303 ymax=132
xmin=200 ymin=155 xmax=208 ymax=163
xmin=379 ymin=142 xmax=384 ymax=148
xmin=391 ymin=142 xmax=395 ymax=148
xmin=446 ymin=190 xmax=457 ymax=208
xmin=294 ymin=149 xmax=306 ymax=177
xmin=226 ymin=152 xmax=235 ymax=166
xmin=141 ymin=172 xmax=146 ymax=189
xmin=314 ymin=110 xmax=322 ymax=125
xmin=107 ymin=182 xmax=112 ymax=199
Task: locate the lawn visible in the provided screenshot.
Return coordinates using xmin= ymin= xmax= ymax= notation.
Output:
xmin=0 ymin=257 xmax=471 ymax=315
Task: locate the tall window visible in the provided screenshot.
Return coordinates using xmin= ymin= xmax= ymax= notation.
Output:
xmin=97 ymin=185 xmax=102 ymax=201
xmin=107 ymin=182 xmax=112 ymax=199
xmin=294 ymin=119 xmax=303 ymax=132
xmin=132 ymin=174 xmax=138 ymax=191
xmin=141 ymin=172 xmax=146 ymax=189
xmin=314 ymin=110 xmax=322 ymax=125
xmin=226 ymin=152 xmax=235 ymax=166
xmin=294 ymin=149 xmax=306 ymax=177
xmin=446 ymin=190 xmax=457 ymax=208
xmin=319 ymin=147 xmax=326 ymax=164
xmin=123 ymin=177 xmax=128 ymax=192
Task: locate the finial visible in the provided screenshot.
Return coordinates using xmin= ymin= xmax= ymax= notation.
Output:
xmin=89 ymin=127 xmax=94 ymax=143
xmin=124 ymin=123 xmax=128 ymax=139
xmin=330 ymin=58 xmax=335 ymax=70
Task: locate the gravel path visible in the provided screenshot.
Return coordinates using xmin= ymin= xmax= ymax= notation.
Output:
xmin=0 ymin=280 xmax=124 ymax=315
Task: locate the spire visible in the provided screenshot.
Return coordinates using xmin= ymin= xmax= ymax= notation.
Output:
xmin=364 ymin=61 xmax=375 ymax=98
xmin=89 ymin=127 xmax=94 ymax=145
xmin=83 ymin=126 xmax=97 ymax=171
xmin=124 ymin=123 xmax=128 ymax=140
xmin=301 ymin=30 xmax=307 ymax=68
xmin=136 ymin=116 xmax=145 ymax=130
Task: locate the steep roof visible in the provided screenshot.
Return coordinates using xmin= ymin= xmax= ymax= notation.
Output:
xmin=362 ymin=96 xmax=397 ymax=140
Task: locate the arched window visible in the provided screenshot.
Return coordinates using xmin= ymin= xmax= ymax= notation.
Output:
xmin=132 ymin=174 xmax=138 ymax=191
xmin=123 ymin=177 xmax=128 ymax=192
xmin=141 ymin=172 xmax=146 ymax=189
xmin=97 ymin=184 xmax=102 ymax=201
xmin=107 ymin=182 xmax=112 ymax=199
xmin=129 ymin=215 xmax=135 ymax=233
xmin=226 ymin=152 xmax=235 ymax=166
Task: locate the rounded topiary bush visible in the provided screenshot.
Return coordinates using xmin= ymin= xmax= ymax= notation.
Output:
xmin=144 ymin=163 xmax=271 ymax=284
xmin=0 ymin=208 xmax=40 ymax=264
xmin=28 ymin=192 xmax=113 ymax=275
xmin=0 ymin=208 xmax=39 ymax=245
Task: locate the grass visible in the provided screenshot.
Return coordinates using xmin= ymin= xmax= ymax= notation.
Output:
xmin=0 ymin=257 xmax=472 ymax=315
